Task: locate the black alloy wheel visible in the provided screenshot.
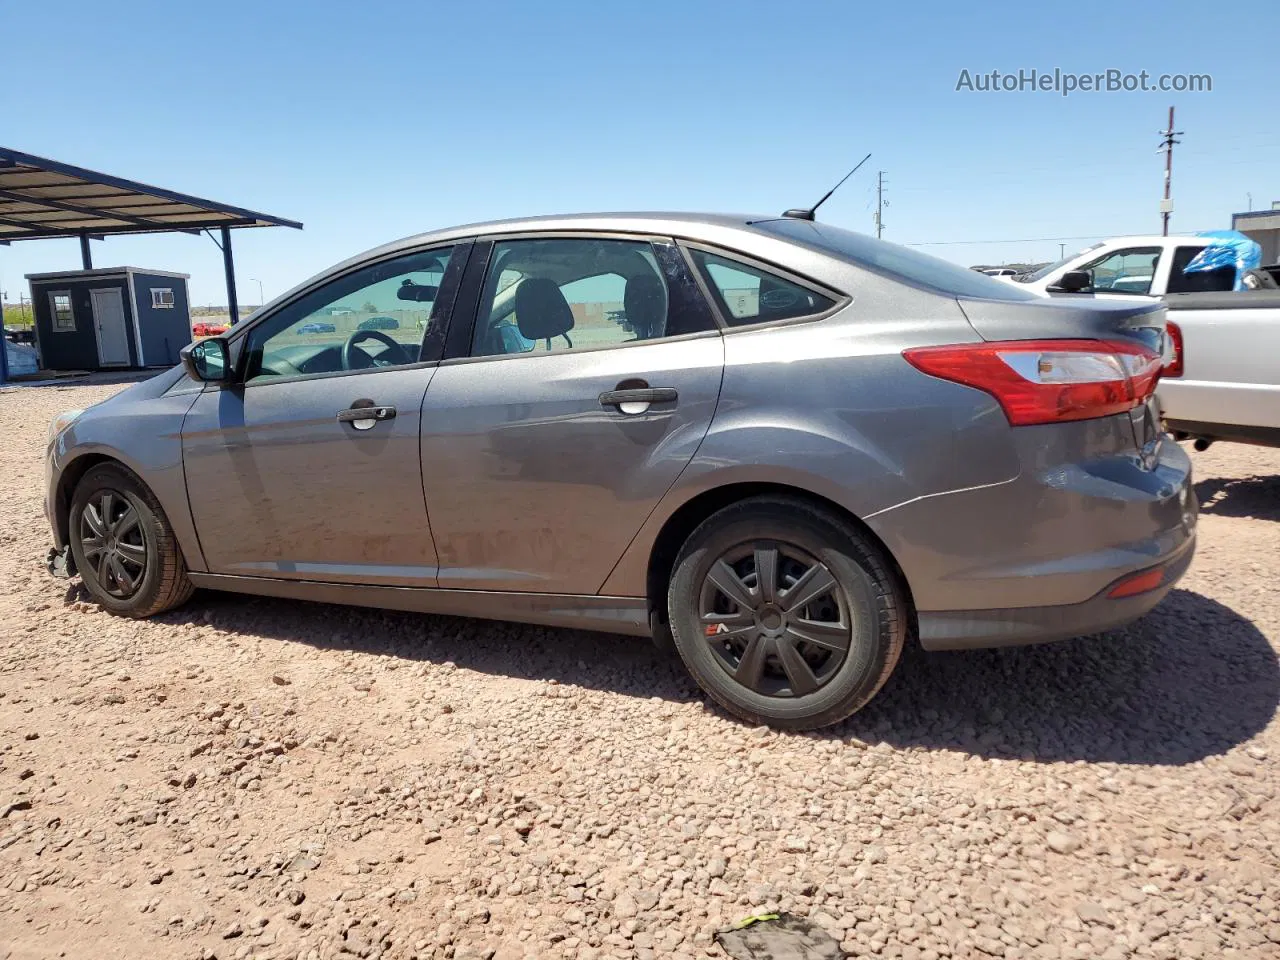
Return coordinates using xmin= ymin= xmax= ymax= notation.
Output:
xmin=68 ymin=463 xmax=195 ymax=618
xmin=79 ymin=491 xmax=148 ymax=599
xmin=666 ymin=496 xmax=907 ymax=730
xmin=698 ymin=542 xmax=851 ymax=698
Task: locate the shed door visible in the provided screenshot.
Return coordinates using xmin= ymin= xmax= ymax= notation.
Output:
xmin=91 ymin=288 xmax=131 ymax=366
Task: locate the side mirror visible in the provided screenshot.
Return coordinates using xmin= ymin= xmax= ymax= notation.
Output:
xmin=180 ymin=337 xmax=231 ymax=382
xmin=1047 ymin=270 xmax=1092 ymax=293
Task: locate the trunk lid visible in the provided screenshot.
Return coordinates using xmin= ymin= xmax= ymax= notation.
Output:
xmin=956 ymin=295 xmax=1168 ymax=356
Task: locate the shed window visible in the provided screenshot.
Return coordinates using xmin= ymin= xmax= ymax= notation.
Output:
xmin=151 ymin=287 xmax=175 ymax=309
xmin=50 ymin=292 xmax=76 ymax=332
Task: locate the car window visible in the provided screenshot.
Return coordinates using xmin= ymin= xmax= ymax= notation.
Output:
xmin=690 ymin=250 xmax=835 ymax=326
xmin=1166 ymin=245 xmax=1236 ymax=293
xmin=471 ymin=238 xmax=677 ymax=358
xmin=1079 ymin=247 xmax=1160 ymax=294
xmin=244 ymin=248 xmax=453 ymax=383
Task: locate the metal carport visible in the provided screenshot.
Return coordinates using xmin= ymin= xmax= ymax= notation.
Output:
xmin=0 ymin=146 xmax=301 ymax=382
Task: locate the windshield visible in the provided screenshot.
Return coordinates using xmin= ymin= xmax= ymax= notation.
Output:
xmin=1016 ymin=243 xmax=1105 ymax=282
xmin=757 ymin=219 xmax=1041 ymax=301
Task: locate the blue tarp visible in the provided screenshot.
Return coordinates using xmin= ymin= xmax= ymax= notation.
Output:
xmin=4 ymin=339 xmax=39 ymax=376
xmin=1184 ymin=230 xmax=1262 ymax=290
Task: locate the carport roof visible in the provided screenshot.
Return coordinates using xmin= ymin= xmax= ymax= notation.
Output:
xmin=0 ymin=146 xmax=302 ymax=242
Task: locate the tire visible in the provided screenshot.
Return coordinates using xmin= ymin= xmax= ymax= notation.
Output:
xmin=68 ymin=463 xmax=195 ymax=618
xmin=667 ymin=497 xmax=906 ymax=730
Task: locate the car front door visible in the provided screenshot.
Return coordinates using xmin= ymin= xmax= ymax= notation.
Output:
xmin=181 ymin=243 xmax=467 ymax=586
xmin=420 ymin=235 xmax=724 ymax=594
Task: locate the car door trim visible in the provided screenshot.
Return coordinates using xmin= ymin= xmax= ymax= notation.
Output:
xmin=186 ymin=573 xmax=652 ymax=637
xmin=438 ymin=328 xmax=723 ymax=367
xmin=443 ymin=239 xmax=493 ymax=363
xmin=231 ymin=358 xmax=442 ymax=391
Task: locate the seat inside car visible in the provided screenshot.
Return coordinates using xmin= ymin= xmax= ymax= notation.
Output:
xmin=623 ymin=273 xmax=666 ymax=340
xmin=514 ymin=277 xmax=575 ymax=350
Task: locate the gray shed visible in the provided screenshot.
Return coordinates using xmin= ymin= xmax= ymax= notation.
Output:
xmin=26 ymin=267 xmax=192 ymax=371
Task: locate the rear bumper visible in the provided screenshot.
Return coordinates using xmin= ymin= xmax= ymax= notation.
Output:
xmin=868 ymin=418 xmax=1197 ymax=613
xmin=917 ymin=533 xmax=1195 ymax=651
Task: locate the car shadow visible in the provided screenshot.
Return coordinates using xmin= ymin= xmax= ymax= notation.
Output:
xmin=836 ymin=588 xmax=1279 ymax=765
xmin=1195 ymin=474 xmax=1280 ymax=522
xmin=128 ymin=585 xmax=1277 ymax=767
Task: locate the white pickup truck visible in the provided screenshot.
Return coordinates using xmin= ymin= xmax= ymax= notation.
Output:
xmin=1004 ymin=235 xmax=1280 ymax=450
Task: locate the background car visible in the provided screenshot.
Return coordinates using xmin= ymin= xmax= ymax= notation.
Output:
xmin=296 ymin=320 xmax=337 ymax=334
xmin=44 ymin=212 xmax=1193 ymax=730
xmin=357 ymin=315 xmax=399 ymax=331
xmin=191 ymin=321 xmax=229 ymax=338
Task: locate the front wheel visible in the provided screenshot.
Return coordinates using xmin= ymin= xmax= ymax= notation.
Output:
xmin=667 ymin=497 xmax=907 ymax=730
xmin=68 ymin=463 xmax=194 ymax=618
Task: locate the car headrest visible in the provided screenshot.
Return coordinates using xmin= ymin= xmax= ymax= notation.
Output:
xmin=514 ymin=278 xmax=574 ymax=341
xmin=624 ymin=273 xmax=666 ymax=339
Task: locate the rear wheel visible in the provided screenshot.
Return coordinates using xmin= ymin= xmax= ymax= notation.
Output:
xmin=667 ymin=497 xmax=906 ymax=730
xmin=68 ymin=463 xmax=194 ymax=618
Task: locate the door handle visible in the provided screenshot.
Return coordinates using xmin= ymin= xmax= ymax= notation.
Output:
xmin=337 ymin=402 xmax=397 ymax=430
xmin=599 ymin=387 xmax=678 ymax=408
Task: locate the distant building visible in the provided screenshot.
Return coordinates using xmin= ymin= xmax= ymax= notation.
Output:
xmin=1232 ymin=202 xmax=1280 ymax=264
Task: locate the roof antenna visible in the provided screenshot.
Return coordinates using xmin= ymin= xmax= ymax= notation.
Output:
xmin=783 ymin=153 xmax=872 ymax=221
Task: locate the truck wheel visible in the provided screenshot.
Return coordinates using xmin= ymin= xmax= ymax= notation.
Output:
xmin=68 ymin=463 xmax=195 ymax=618
xmin=667 ymin=497 xmax=907 ymax=730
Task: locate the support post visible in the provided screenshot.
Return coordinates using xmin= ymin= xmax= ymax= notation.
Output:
xmin=80 ymin=233 xmax=93 ymax=270
xmin=221 ymin=225 xmax=239 ymax=325
xmin=0 ymin=296 xmax=9 ymax=384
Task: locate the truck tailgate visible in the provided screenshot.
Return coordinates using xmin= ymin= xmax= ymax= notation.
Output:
xmin=1157 ymin=293 xmax=1280 ymax=432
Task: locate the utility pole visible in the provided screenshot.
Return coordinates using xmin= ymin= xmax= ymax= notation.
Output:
xmin=1158 ymin=106 xmax=1182 ymax=236
xmin=874 ymin=171 xmax=888 ymax=239
xmin=1059 ymin=243 xmax=1066 ymax=260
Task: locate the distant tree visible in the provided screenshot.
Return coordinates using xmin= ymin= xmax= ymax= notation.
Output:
xmin=361 ymin=301 xmax=378 ymax=314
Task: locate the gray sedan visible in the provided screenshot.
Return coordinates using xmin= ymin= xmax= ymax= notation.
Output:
xmin=43 ymin=213 xmax=1196 ymax=729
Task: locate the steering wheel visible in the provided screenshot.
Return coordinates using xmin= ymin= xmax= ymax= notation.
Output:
xmin=342 ymin=329 xmax=412 ymax=370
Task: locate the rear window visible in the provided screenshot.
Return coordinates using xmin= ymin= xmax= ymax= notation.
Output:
xmin=756 ymin=219 xmax=1041 ymax=302
xmin=689 ymin=250 xmax=835 ymax=326
xmin=1166 ymin=245 xmax=1236 ymax=293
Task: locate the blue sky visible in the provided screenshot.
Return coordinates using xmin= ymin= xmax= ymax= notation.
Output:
xmin=3 ymin=0 xmax=1276 ymax=306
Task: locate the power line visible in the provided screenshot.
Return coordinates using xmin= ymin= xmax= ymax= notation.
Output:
xmin=903 ymin=234 xmax=1108 ymax=247
xmin=903 ymin=225 xmax=1219 ymax=248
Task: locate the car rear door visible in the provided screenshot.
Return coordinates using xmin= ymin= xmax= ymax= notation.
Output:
xmin=181 ymin=242 xmax=468 ymax=586
xmin=419 ymin=234 xmax=724 ymax=594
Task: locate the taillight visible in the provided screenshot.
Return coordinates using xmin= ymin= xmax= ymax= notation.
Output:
xmin=1164 ymin=321 xmax=1184 ymax=378
xmin=903 ymin=339 xmax=1163 ymax=426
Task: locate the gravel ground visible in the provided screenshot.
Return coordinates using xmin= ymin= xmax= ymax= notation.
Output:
xmin=2 ymin=379 xmax=1278 ymax=960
